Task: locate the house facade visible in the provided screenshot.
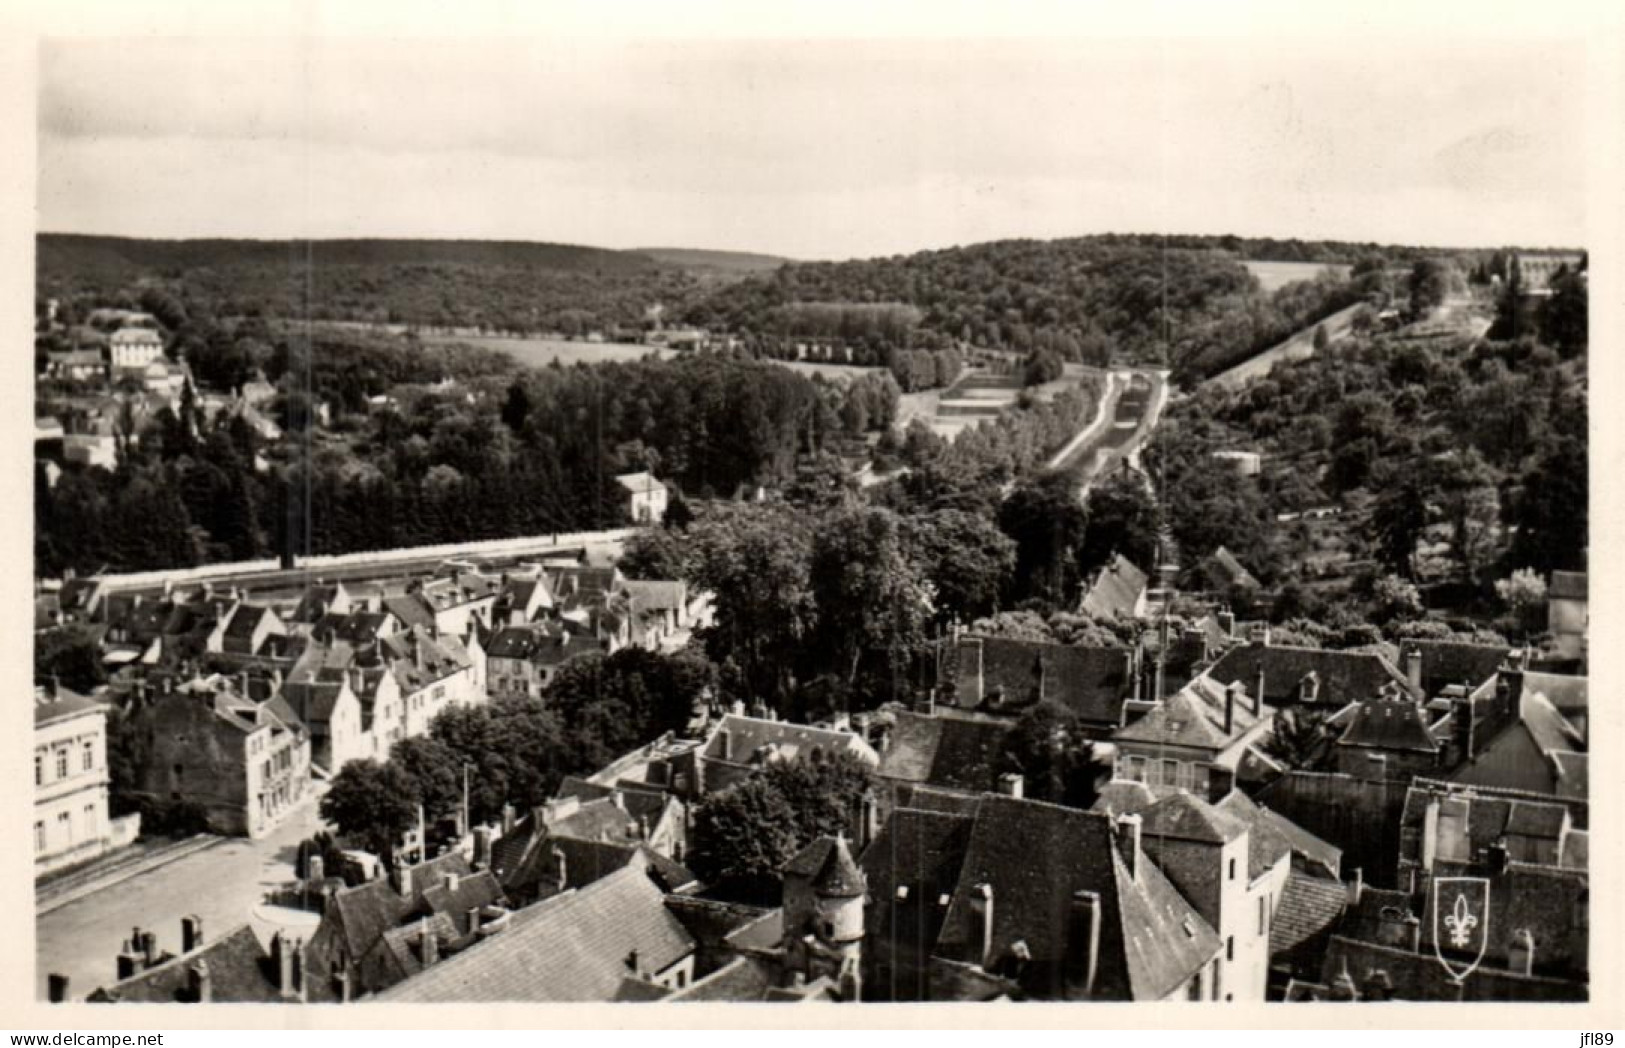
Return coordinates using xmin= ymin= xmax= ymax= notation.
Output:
xmin=35 ymin=685 xmax=122 ymax=875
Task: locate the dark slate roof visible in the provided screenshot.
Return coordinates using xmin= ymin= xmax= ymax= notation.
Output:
xmin=382 ymin=595 xmax=437 ymax=633
xmin=931 ymin=794 xmax=1219 ymax=1001
xmin=701 ymin=713 xmax=877 ymax=765
xmin=1549 ymin=571 xmax=1587 ymax=601
xmin=1399 ymin=781 xmax=1576 ymax=868
xmin=1203 ymin=644 xmax=1419 ymax=706
xmin=1215 ymin=789 xmax=1297 ymax=881
xmin=860 ymin=807 xmax=977 ymax=995
xmin=325 ymin=879 xmax=411 ymax=964
xmin=35 ymin=684 xmax=106 ymax=727
xmin=224 ymin=603 xmax=274 ymax=638
xmin=1410 ymin=640 xmax=1511 ymax=695
xmin=375 ymin=865 xmax=695 ymax=1002
xmin=877 ymin=711 xmax=1013 ymax=793
xmin=1337 ymin=697 xmax=1440 ymax=754
xmin=1138 ymin=791 xmax=1248 ymax=845
xmin=664 ymin=954 xmax=778 ymax=1002
xmin=1270 ymin=871 xmax=1348 ymax=957
xmin=91 ymin=925 xmax=298 ymax=1003
xmin=1079 ymin=555 xmax=1147 ymax=620
xmin=420 ymin=871 xmax=505 ymax=934
xmin=1524 ymin=672 xmax=1587 ymax=716
xmin=784 ymin=836 xmax=865 ymax=898
xmin=954 ymin=636 xmax=1135 ymax=725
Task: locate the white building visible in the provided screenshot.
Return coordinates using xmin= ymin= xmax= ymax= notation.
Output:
xmin=35 ymin=684 xmax=131 ymax=875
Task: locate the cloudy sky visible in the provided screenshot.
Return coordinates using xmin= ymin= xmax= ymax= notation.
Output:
xmin=37 ymin=34 xmax=1590 ymax=260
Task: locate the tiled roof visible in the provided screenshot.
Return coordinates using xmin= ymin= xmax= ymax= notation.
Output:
xmin=953 ymin=636 xmax=1135 ymax=725
xmin=1201 ymin=546 xmax=1260 ymax=590
xmin=1550 ymin=752 xmax=1588 ymax=801
xmin=1079 ymin=555 xmax=1147 ymax=620
xmin=932 ymin=794 xmax=1219 ymax=1001
xmin=664 ymin=954 xmax=777 ymax=1002
xmin=325 ymin=879 xmax=411 ymax=964
xmin=624 ymin=580 xmax=687 ymax=611
xmin=420 ymin=871 xmax=505 ymax=933
xmin=1520 ymin=692 xmax=1584 ymax=756
xmin=877 ymin=711 xmax=1013 ymax=793
xmin=1215 ymin=789 xmax=1296 ymax=881
xmin=615 ymin=472 xmax=667 ymax=496
xmin=1138 ymin=791 xmax=1248 ymax=845
xmin=1203 ymin=644 xmax=1418 ymax=706
xmin=1337 ymin=698 xmax=1440 ymax=754
xmin=1270 ymin=871 xmax=1347 ymax=958
xmin=860 ymin=807 xmax=977 ymax=1000
xmin=34 ymin=684 xmax=106 ymax=726
xmin=1524 ymin=672 xmax=1588 ymax=717
xmin=701 ymin=714 xmax=878 ymax=766
xmin=382 ymin=595 xmax=437 ymax=633
xmin=1114 ymin=677 xmax=1269 ymax=752
xmin=784 ymin=836 xmax=865 ymax=897
xmin=375 ymin=865 xmax=695 ymax=1002
xmin=1409 ymin=640 xmax=1510 ymax=695
xmin=90 ymin=925 xmax=291 ymax=1003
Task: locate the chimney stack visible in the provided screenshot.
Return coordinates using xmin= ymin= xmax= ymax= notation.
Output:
xmin=718 ymin=728 xmax=732 ymax=762
xmin=1346 ymin=867 xmax=1364 ymax=906
xmin=420 ymin=921 xmax=439 ymax=967
xmin=182 ymin=914 xmax=204 ymax=954
xmin=1069 ymin=890 xmax=1102 ymax=997
xmin=1218 ymin=608 xmax=1235 ymax=639
xmin=1508 ymin=930 xmax=1535 ymax=976
xmin=1224 ymin=683 xmax=1238 ymax=735
xmin=446 ymin=872 xmax=461 ymax=894
xmin=1116 ymin=813 xmax=1143 ymax=881
xmin=969 ymin=883 xmax=996 ymax=970
xmin=552 ymin=844 xmax=568 ymax=888
xmin=1404 ymin=647 xmax=1423 ymax=693
xmin=501 ymin=803 xmax=516 ymax=835
xmin=472 ymin=826 xmax=493 ymax=869
xmin=998 ymin=772 xmax=1025 ymax=799
xmin=47 ymin=974 xmax=70 ymax=1003
xmin=272 ymin=933 xmax=298 ymax=1000
xmin=188 ymin=961 xmax=211 ymax=1003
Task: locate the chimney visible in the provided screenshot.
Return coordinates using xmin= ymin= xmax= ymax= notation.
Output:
xmin=179 ymin=960 xmax=210 ymax=1004
xmin=446 ymin=872 xmax=461 ymax=894
xmin=1451 ymin=695 xmax=1475 ymax=763
xmin=1249 ymin=623 xmax=1271 ymax=647
xmin=473 ymin=826 xmax=493 ymax=869
xmin=337 ymin=970 xmax=352 ymax=1004
xmin=969 ymin=883 xmax=996 ymax=969
xmin=1346 ymin=867 xmax=1364 ymax=906
xmin=1116 ymin=813 xmax=1143 ymax=881
xmin=625 ymin=948 xmax=640 ymax=975
xmin=998 ymin=772 xmax=1025 ymax=799
xmin=552 ymin=844 xmax=568 ymax=887
xmin=860 ymin=790 xmax=881 ymax=850
xmin=308 ymin=854 xmax=325 ymax=885
xmin=420 ymin=920 xmax=439 ymax=967
xmin=116 ymin=946 xmax=138 ymax=981
xmin=1487 ymin=840 xmax=1510 ymax=876
xmin=1069 ymin=890 xmax=1103 ymax=997
xmin=1218 ymin=609 xmax=1236 ymax=639
xmin=1508 ymin=930 xmax=1535 ymax=976
xmin=718 ymin=728 xmax=732 ymax=762
xmin=1421 ymin=797 xmax=1440 ymax=872
xmin=272 ymin=932 xmax=297 ymax=1000
xmin=1207 ymin=763 xmax=1235 ymax=803
xmin=1224 ymin=683 xmax=1238 ymax=735
xmin=47 ymin=974 xmax=70 ymax=1003
xmin=141 ymin=930 xmax=158 ymax=968
xmin=182 ymin=914 xmax=204 ymax=953
xmin=467 ymin=906 xmax=483 ymax=936
xmin=1364 ymin=752 xmax=1388 ymax=782
xmin=398 ymin=863 xmax=414 ymax=900
xmin=1404 ymin=647 xmax=1423 ymax=693
xmin=501 ymin=803 xmax=516 ymax=835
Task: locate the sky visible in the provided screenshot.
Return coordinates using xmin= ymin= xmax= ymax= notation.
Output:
xmin=36 ymin=34 xmax=1591 ymax=261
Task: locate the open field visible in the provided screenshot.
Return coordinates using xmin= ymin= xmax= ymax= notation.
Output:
xmin=776 ymin=361 xmax=885 ymax=381
xmin=422 ymin=335 xmax=674 ymax=368
xmin=1243 ymin=259 xmax=1352 ymax=292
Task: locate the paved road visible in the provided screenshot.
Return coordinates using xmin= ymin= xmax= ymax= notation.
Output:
xmin=1049 ymin=369 xmax=1168 ymax=494
xmin=37 ymin=797 xmax=328 ymax=1001
xmin=1204 ymin=301 xmax=1365 ymax=391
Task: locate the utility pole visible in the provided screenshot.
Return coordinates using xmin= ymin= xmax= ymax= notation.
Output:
xmin=462 ymin=762 xmax=472 ymax=840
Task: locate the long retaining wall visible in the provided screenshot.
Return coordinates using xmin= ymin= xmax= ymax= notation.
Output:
xmin=54 ymin=528 xmax=643 ymax=592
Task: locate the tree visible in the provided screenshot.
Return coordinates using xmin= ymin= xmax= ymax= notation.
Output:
xmin=320 ymin=760 xmax=418 ymax=858
xmin=1002 ymin=701 xmax=1096 ymax=808
xmin=1372 ymin=476 xmax=1428 ymax=579
xmin=390 ymin=737 xmax=464 ymax=821
xmin=1079 ymin=472 xmax=1160 ymax=576
xmin=901 ymin=508 xmax=1017 ymax=625
xmin=1495 ymin=568 xmax=1548 ymax=634
xmin=500 ymin=381 xmax=532 ymax=431
xmin=1540 ymin=271 xmax=1588 ymax=358
xmin=546 ymin=648 xmax=718 ymax=769
xmin=35 ymin=625 xmax=109 ymax=694
xmin=999 ymin=471 xmax=1089 ymax=604
xmin=1262 ymin=706 xmax=1332 ymax=770
xmin=1023 ymin=348 xmax=1064 ymax=387
xmin=1506 ymin=434 xmax=1588 ymax=575
xmin=810 ymin=505 xmax=933 ymax=685
xmin=1406 ymin=259 xmax=1451 ymax=321
xmin=1370 ymin=573 xmax=1424 ymax=624
xmin=688 ymin=752 xmax=875 ymax=901
xmin=618 ymin=524 xmax=692 ymax=581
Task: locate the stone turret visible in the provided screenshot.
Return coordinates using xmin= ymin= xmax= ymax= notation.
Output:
xmin=780 ymin=834 xmax=867 ymax=1000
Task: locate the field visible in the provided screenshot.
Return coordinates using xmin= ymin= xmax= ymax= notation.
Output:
xmin=775 ymin=361 xmax=885 ymax=381
xmin=422 ymin=335 xmax=675 ymax=368
xmin=1243 ymin=260 xmax=1352 ymax=292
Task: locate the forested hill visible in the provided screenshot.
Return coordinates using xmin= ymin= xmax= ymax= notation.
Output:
xmin=632 ymin=247 xmax=789 ymax=274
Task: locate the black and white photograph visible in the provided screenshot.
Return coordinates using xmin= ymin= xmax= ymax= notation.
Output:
xmin=18 ymin=1 xmax=1610 ymax=1020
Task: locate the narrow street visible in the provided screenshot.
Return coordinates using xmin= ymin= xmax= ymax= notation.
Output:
xmin=36 ymin=797 xmax=328 ymax=1001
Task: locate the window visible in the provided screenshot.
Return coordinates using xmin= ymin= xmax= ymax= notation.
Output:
xmin=34 ymin=821 xmax=45 ymax=853
xmin=83 ymin=740 xmax=95 ymax=772
xmin=57 ymin=811 xmax=72 ymax=845
xmin=84 ymin=804 xmax=96 ymax=836
xmin=56 ymin=748 xmax=69 ymax=779
xmin=1228 ymin=858 xmax=1237 ymax=880
xmin=35 ymin=753 xmax=42 ymax=786
xmin=1258 ymin=896 xmax=1267 ymax=935
xmin=1226 ymin=936 xmax=1234 ymax=962
xmin=1159 ymin=758 xmax=1179 ymax=787
xmin=1186 ymin=973 xmax=1203 ymax=1001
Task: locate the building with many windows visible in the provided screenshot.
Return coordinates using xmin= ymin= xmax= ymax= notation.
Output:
xmin=35 ymin=683 xmax=127 ymax=875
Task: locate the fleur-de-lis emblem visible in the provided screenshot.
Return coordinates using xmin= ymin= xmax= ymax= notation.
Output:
xmin=1443 ymin=892 xmax=1478 ymax=948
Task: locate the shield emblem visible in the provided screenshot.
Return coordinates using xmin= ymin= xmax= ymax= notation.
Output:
xmin=1431 ymin=877 xmax=1491 ymax=982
